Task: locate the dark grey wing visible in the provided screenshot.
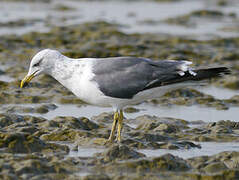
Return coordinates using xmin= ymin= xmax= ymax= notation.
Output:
xmin=92 ymin=57 xmax=186 ymax=99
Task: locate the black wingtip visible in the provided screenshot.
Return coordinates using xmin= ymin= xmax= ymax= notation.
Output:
xmin=194 ymin=67 xmax=231 ymax=81
xmin=218 ymin=67 xmax=231 ymax=75
xmin=208 ymin=67 xmax=231 ymax=76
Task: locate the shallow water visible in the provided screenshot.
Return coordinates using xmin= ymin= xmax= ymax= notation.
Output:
xmin=2 ymin=84 xmax=237 ymax=123
xmin=1 ymin=0 xmax=239 ymax=39
xmin=0 ymin=63 xmax=14 ymax=82
xmin=68 ymin=147 xmax=105 ymax=158
xmin=52 ymin=141 xmax=105 ymax=157
xmin=0 ymin=1 xmax=203 ymax=34
xmin=139 ymin=142 xmax=239 ymax=159
xmin=0 ymin=75 xmax=14 ymax=82
xmin=130 ymin=104 xmax=238 ymax=122
xmin=199 ymin=86 xmax=239 ymax=99
xmin=8 ymin=85 xmax=238 ymax=122
xmin=7 ymin=100 xmax=238 ymax=123
xmin=44 ymin=103 xmax=239 ymax=122
xmin=65 ymin=141 xmax=239 ymax=159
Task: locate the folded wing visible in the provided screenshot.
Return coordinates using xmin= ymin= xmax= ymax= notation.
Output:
xmin=92 ymin=57 xmax=230 ymax=99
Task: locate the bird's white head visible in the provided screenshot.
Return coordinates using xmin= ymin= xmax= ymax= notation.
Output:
xmin=20 ymin=49 xmax=62 ymax=88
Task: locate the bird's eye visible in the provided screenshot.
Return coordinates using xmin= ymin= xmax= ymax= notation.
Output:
xmin=33 ymin=59 xmax=42 ymax=67
xmin=33 ymin=62 xmax=40 ymax=67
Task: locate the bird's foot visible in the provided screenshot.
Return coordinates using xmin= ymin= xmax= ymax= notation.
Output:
xmin=104 ymin=136 xmax=115 ymax=145
xmin=105 ymin=138 xmax=122 ymax=145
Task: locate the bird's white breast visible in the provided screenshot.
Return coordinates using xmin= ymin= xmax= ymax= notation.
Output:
xmin=68 ymin=59 xmax=110 ymax=106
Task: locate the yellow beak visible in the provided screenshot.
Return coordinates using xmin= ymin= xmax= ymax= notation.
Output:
xmin=20 ymin=74 xmax=35 ymax=88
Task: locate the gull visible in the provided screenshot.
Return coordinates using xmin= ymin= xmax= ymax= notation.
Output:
xmin=20 ymin=49 xmax=230 ymax=143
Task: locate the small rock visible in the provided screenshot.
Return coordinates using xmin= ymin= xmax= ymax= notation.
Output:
xmin=136 ymin=116 xmax=188 ymax=132
xmin=0 ymin=69 xmax=5 ymax=75
xmin=90 ymin=137 xmax=108 ymax=146
xmin=0 ymin=114 xmax=25 ymax=128
xmin=103 ymin=153 xmax=190 ymax=174
xmin=52 ymin=116 xmax=99 ymax=130
xmin=120 ymin=138 xmax=147 ymax=149
xmin=0 ymin=133 xmax=46 ymax=153
xmin=207 ymin=121 xmax=234 ymax=134
xmin=40 ymin=129 xmax=86 ymax=141
xmin=81 ymin=174 xmax=111 ymax=180
xmin=0 ymin=132 xmax=69 ymax=154
xmin=158 ymin=141 xmax=201 ymax=150
xmin=124 ymin=107 xmax=140 ymax=113
xmin=15 ymin=159 xmax=55 ymax=176
xmin=91 ymin=112 xmax=114 ymax=124
xmin=99 ymin=144 xmax=145 ymax=162
xmin=153 ymin=123 xmax=179 ymax=133
xmin=36 ymin=104 xmax=57 ymax=114
xmin=204 ymin=162 xmax=228 ymax=173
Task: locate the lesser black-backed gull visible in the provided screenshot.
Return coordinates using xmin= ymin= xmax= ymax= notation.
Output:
xmin=20 ymin=49 xmax=230 ymax=142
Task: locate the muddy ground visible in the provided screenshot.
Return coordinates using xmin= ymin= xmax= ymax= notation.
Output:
xmin=0 ymin=0 xmax=239 ymax=179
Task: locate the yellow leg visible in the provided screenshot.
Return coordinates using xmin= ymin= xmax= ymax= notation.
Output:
xmin=107 ymin=111 xmax=119 ymax=143
xmin=116 ymin=110 xmax=123 ymax=142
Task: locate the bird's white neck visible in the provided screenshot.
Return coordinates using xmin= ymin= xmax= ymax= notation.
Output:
xmin=49 ymin=56 xmax=84 ymax=94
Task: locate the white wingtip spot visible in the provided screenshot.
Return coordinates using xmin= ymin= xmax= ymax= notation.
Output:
xmin=177 ymin=61 xmax=197 ymax=76
xmin=189 ymin=69 xmax=197 ymax=76
xmin=178 ymin=71 xmax=185 ymax=76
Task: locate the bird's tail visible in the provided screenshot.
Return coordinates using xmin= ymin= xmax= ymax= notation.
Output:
xmin=162 ymin=67 xmax=231 ymax=86
xmin=192 ymin=67 xmax=231 ymax=81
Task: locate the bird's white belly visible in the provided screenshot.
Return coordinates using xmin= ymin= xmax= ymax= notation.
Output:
xmin=71 ymin=75 xmax=188 ymax=110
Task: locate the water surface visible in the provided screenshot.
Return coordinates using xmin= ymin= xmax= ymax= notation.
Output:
xmin=3 ymin=85 xmax=238 ymax=122
xmin=1 ymin=0 xmax=239 ymax=39
xmin=139 ymin=142 xmax=239 ymax=159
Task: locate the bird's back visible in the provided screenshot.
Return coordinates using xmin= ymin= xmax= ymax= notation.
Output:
xmin=92 ymin=57 xmax=194 ymax=99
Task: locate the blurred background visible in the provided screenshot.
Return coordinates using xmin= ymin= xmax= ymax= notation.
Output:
xmin=1 ymin=0 xmax=239 ymax=39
